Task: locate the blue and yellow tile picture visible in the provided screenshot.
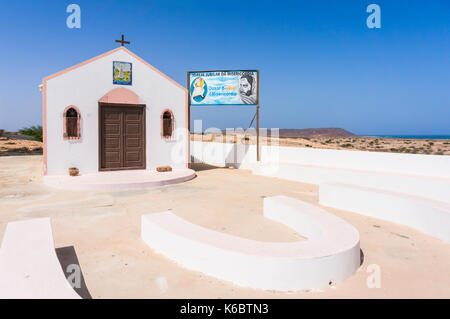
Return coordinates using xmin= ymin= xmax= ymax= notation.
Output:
xmin=113 ymin=61 xmax=132 ymax=85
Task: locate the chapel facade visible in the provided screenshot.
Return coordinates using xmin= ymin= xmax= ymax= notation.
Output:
xmin=41 ymin=46 xmax=189 ymax=176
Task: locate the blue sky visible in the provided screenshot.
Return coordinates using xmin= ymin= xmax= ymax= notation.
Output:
xmin=0 ymin=0 xmax=449 ymax=135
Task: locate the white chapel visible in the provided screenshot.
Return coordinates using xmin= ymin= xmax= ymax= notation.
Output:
xmin=41 ymin=46 xmax=189 ymax=176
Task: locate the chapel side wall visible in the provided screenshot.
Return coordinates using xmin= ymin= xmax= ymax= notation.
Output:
xmin=45 ymin=50 xmax=187 ymax=176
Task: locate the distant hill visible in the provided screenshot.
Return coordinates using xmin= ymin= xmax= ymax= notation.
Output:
xmin=272 ymin=128 xmax=357 ymax=138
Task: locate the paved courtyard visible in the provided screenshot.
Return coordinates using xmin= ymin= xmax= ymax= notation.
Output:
xmin=0 ymin=155 xmax=449 ymax=298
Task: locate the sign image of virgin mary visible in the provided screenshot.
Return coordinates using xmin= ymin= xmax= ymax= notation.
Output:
xmin=239 ymin=74 xmax=257 ymax=105
xmin=113 ymin=61 xmax=132 ymax=85
xmin=191 ymin=77 xmax=208 ymax=103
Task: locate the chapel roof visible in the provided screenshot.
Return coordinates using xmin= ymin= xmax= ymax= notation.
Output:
xmin=42 ymin=46 xmax=186 ymax=92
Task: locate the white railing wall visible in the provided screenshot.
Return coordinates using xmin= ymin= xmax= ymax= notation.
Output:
xmin=190 ymin=141 xmax=450 ymax=179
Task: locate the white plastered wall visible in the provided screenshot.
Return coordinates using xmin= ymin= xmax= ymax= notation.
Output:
xmin=45 ymin=49 xmax=187 ymax=175
xmin=190 ymin=141 xmax=450 ymax=179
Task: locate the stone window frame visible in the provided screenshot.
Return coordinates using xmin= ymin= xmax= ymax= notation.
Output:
xmin=160 ymin=109 xmax=175 ymax=140
xmin=161 ymin=108 xmax=175 ymax=140
xmin=63 ymin=105 xmax=81 ymax=140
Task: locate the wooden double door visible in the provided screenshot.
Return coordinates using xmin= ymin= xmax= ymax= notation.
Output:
xmin=99 ymin=103 xmax=146 ymax=171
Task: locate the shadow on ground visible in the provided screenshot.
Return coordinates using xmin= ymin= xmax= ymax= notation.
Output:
xmin=55 ymin=246 xmax=92 ymax=299
xmin=190 ymin=162 xmax=224 ymax=172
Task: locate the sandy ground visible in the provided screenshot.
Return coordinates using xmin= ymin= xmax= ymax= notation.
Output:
xmin=192 ymin=133 xmax=450 ymax=155
xmin=0 ymin=135 xmax=43 ymax=156
xmin=2 ymin=133 xmax=449 ymax=156
xmin=0 ymin=156 xmax=449 ymax=299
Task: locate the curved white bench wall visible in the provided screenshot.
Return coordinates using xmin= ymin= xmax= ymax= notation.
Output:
xmin=0 ymin=218 xmax=80 ymax=299
xmin=319 ymin=183 xmax=450 ymax=244
xmin=141 ymin=196 xmax=360 ymax=291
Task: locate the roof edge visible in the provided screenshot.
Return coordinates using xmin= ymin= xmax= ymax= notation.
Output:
xmin=121 ymin=47 xmax=187 ymax=92
xmin=43 ymin=47 xmax=122 ymax=82
xmin=42 ymin=47 xmax=187 ymax=93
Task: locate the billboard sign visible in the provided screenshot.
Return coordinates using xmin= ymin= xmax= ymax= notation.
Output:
xmin=188 ymin=70 xmax=258 ymax=105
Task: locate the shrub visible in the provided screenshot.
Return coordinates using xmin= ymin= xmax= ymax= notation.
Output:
xmin=0 ymin=129 xmax=4 ymax=136
xmin=341 ymin=143 xmax=353 ymax=148
xmin=19 ymin=126 xmax=43 ymax=142
xmin=9 ymin=147 xmax=29 ymax=153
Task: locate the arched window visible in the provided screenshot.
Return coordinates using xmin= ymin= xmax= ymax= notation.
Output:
xmin=161 ymin=110 xmax=174 ymax=139
xmin=63 ymin=106 xmax=81 ymax=140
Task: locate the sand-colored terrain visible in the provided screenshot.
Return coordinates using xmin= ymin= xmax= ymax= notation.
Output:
xmin=0 ymin=156 xmax=449 ymax=298
xmin=1 ymin=132 xmax=448 ymax=157
xmin=0 ymin=134 xmax=43 ymax=156
xmin=192 ymin=133 xmax=450 ymax=156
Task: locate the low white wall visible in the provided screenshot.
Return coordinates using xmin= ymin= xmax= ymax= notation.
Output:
xmin=190 ymin=141 xmax=450 ymax=179
xmin=190 ymin=141 xmax=256 ymax=167
xmin=191 ymin=141 xmax=450 ymax=204
xmin=141 ymin=196 xmax=360 ymax=291
xmin=255 ymin=163 xmax=450 ymax=204
xmin=319 ymin=183 xmax=450 ymax=243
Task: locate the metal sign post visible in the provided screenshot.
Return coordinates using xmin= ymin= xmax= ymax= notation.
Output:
xmin=256 ymin=104 xmax=260 ymax=162
xmin=256 ymin=70 xmax=260 ymax=162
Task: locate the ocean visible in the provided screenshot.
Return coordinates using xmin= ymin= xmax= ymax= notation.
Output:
xmin=370 ymin=135 xmax=450 ymax=140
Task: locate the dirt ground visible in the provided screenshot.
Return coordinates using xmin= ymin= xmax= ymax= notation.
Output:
xmin=0 ymin=135 xmax=43 ymax=156
xmin=192 ymin=133 xmax=450 ymax=156
xmin=0 ymin=156 xmax=449 ymax=298
xmin=2 ymin=133 xmax=448 ymax=157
